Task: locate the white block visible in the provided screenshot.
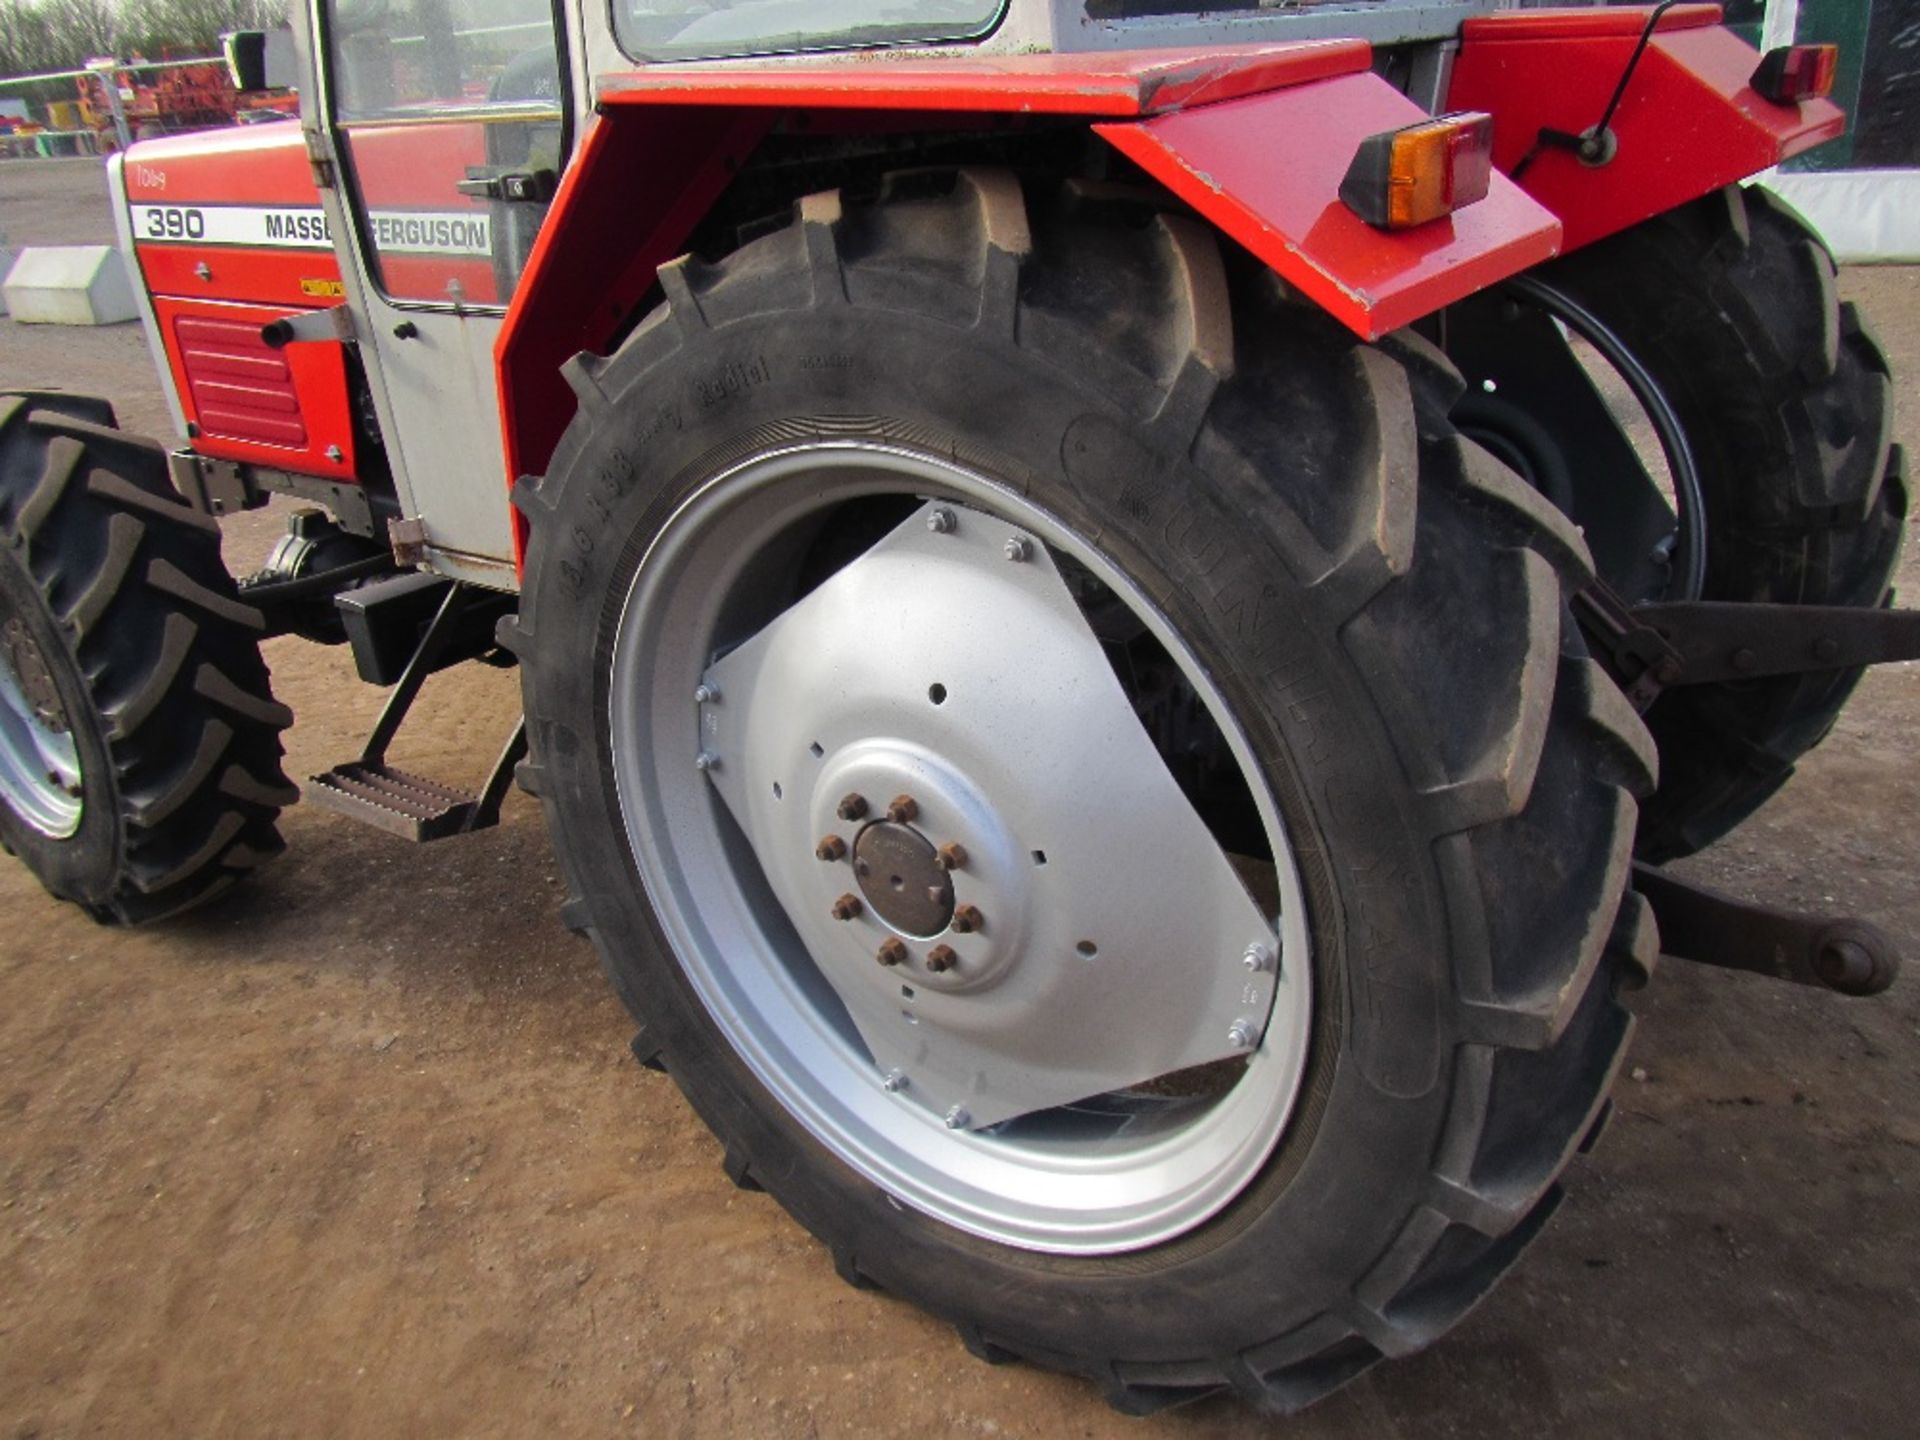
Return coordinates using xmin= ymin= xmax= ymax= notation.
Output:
xmin=2 ymin=245 xmax=138 ymax=325
xmin=0 ymin=248 xmax=14 ymax=317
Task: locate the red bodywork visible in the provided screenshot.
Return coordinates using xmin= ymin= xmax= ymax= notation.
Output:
xmin=1448 ymin=5 xmax=1844 ymax=251
xmin=496 ymin=41 xmax=1566 ymax=541
xmin=117 ymin=12 xmax=1850 ymax=565
xmin=125 ymin=125 xmax=358 ymax=481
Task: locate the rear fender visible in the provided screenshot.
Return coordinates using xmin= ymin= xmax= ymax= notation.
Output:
xmin=496 ymin=41 xmax=1564 ymax=546
xmin=1446 ymin=4 xmax=1845 ymax=254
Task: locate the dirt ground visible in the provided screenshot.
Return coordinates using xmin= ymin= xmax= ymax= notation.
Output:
xmin=1 ymin=156 xmax=1916 ymax=1439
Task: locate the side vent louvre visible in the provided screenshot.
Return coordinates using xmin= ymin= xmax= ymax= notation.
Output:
xmin=174 ymin=314 xmax=308 ymax=448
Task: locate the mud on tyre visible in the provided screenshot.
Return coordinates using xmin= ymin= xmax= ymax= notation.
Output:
xmin=511 ymin=172 xmax=1658 ymax=1412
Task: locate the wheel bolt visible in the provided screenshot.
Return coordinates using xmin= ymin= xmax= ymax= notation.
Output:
xmin=815 ymin=834 xmax=848 ymax=862
xmin=950 ymin=904 xmax=983 ymax=935
xmin=1243 ymin=943 xmax=1272 ymax=973
xmin=1227 ymin=1019 xmax=1257 ymax=1050
xmin=1004 ymin=536 xmax=1031 ymax=563
xmin=695 ymin=752 xmax=719 ymax=773
xmin=936 ymin=842 xmax=968 ymax=872
xmin=926 ymin=944 xmax=957 ymax=974
xmin=831 ymin=893 xmax=863 ymax=922
xmin=837 ymin=792 xmax=869 ymax=821
xmin=886 ymin=794 xmax=918 ymax=823
xmin=883 ymin=1069 xmax=908 ymax=1093
xmin=693 ymin=683 xmax=719 ymax=704
xmin=876 ymin=937 xmax=908 ymax=967
xmin=945 ymin=1106 xmax=971 ymax=1130
xmin=926 ymin=508 xmax=956 ymax=534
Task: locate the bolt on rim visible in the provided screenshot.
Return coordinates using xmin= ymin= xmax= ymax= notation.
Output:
xmin=609 ymin=443 xmax=1314 ymax=1254
xmin=0 ymin=605 xmax=84 ymax=839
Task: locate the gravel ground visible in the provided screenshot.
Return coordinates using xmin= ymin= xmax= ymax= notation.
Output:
xmin=1 ymin=155 xmax=1917 ymax=1439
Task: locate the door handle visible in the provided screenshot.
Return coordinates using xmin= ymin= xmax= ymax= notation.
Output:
xmin=453 ymin=168 xmax=556 ymax=203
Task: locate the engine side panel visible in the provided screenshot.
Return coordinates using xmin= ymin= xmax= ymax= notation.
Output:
xmin=120 ymin=122 xmax=357 ymax=481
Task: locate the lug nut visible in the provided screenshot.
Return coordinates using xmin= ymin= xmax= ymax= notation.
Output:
xmin=1227 ymin=1019 xmax=1257 ymax=1050
xmin=815 ymin=834 xmax=848 ymax=862
xmin=1004 ymin=536 xmax=1032 ymax=563
xmin=926 ymin=508 xmax=956 ymax=534
xmin=883 ymin=1069 xmax=908 ymax=1093
xmin=837 ymin=792 xmax=869 ymax=821
xmin=886 ymin=794 xmax=919 ymax=823
xmin=936 ymin=842 xmax=968 ymax=872
xmin=926 ymin=944 xmax=958 ymax=974
xmin=695 ymin=751 xmax=719 ymax=773
xmin=831 ymin=893 xmax=863 ymax=922
xmin=1243 ymin=943 xmax=1272 ymax=973
xmin=693 ymin=682 xmax=719 ymax=704
xmin=876 ymin=937 xmax=908 ymax=967
xmin=950 ymin=904 xmax=984 ymax=935
xmin=945 ymin=1106 xmax=971 ymax=1130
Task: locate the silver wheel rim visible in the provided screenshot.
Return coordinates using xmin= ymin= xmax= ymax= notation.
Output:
xmin=0 ymin=607 xmax=83 ymax=839
xmin=608 ymin=442 xmax=1313 ymax=1255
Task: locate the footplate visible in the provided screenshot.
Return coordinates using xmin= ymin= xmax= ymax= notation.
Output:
xmin=307 ymin=761 xmax=487 ymax=841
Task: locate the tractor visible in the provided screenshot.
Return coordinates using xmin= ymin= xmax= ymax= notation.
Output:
xmin=0 ymin=0 xmax=1911 ymax=1414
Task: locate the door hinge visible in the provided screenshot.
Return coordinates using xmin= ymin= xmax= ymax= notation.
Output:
xmin=303 ymin=129 xmax=337 ymax=190
xmin=389 ymin=516 xmax=429 ymax=568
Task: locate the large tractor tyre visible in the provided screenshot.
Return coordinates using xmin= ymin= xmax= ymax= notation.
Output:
xmin=1531 ymin=185 xmax=1906 ymax=862
xmin=511 ymin=172 xmax=1657 ymax=1414
xmin=0 ymin=392 xmax=295 ymax=923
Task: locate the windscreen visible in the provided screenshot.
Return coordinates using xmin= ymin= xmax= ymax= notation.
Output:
xmin=613 ymin=1 xmax=1008 ymax=63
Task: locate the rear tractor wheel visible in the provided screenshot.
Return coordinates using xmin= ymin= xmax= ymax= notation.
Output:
xmin=513 ymin=173 xmax=1657 ymax=1412
xmin=1442 ymin=184 xmax=1906 ymax=861
xmin=0 ymin=392 xmax=295 ymax=923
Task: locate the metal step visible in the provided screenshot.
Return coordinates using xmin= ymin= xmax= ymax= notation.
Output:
xmin=306 ymin=761 xmax=483 ymax=841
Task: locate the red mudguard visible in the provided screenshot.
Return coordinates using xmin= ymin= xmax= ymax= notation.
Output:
xmin=497 ymin=41 xmax=1562 ymax=513
xmin=498 ymin=15 xmax=1846 ymax=536
xmin=1447 ymin=4 xmax=1845 ymax=252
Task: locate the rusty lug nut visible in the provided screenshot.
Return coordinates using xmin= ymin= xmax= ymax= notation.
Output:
xmin=837 ymin=792 xmax=869 ymax=822
xmin=876 ymin=937 xmax=908 ymax=968
xmin=925 ymin=944 xmax=958 ymax=974
xmin=886 ymin=794 xmax=919 ymax=823
xmin=815 ymin=834 xmax=848 ymax=862
xmin=830 ymin=893 xmax=864 ymax=922
xmin=936 ymin=842 xmax=968 ymax=872
xmin=950 ymin=904 xmax=984 ymax=935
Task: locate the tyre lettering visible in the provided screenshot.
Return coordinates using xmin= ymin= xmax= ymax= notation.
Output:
xmin=696 ymin=356 xmax=771 ymax=410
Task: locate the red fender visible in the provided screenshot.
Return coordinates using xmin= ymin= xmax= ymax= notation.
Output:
xmin=495 ymin=41 xmax=1565 ymax=543
xmin=1447 ymin=4 xmax=1845 ymax=253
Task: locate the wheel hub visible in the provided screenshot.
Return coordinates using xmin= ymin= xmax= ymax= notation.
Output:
xmin=851 ymin=819 xmax=952 ymax=936
xmin=0 ymin=602 xmax=83 ymax=839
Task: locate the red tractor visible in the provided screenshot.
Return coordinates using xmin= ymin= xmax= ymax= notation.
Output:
xmin=0 ymin=0 xmax=1908 ymax=1414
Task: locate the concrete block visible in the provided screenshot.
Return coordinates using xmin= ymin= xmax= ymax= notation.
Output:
xmin=2 ymin=245 xmax=137 ymax=325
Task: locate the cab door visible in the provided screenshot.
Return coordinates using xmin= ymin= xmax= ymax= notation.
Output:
xmin=310 ymin=0 xmax=570 ymax=584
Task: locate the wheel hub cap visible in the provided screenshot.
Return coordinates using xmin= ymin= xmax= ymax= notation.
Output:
xmin=852 ymin=820 xmax=953 ymax=936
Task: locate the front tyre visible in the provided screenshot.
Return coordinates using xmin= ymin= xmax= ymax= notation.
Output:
xmin=0 ymin=393 xmax=295 ymax=922
xmin=513 ymin=174 xmax=1656 ymax=1412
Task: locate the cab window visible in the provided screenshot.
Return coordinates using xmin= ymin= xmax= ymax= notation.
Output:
xmin=326 ymin=0 xmax=565 ymax=307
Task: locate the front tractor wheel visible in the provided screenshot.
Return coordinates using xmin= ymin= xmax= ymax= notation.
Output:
xmin=513 ymin=173 xmax=1656 ymax=1413
xmin=0 ymin=393 xmax=295 ymax=922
